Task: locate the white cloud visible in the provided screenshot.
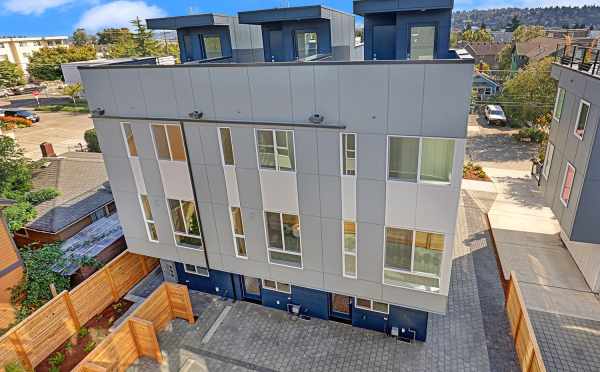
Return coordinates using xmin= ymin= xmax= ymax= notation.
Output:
xmin=76 ymin=1 xmax=166 ymax=32
xmin=3 ymin=0 xmax=75 ymax=15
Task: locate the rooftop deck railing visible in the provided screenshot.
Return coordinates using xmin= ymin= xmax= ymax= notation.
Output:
xmin=555 ymin=44 xmax=600 ymax=77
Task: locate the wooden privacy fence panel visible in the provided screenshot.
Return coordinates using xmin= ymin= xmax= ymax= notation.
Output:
xmin=0 ymin=252 xmax=159 ymax=370
xmin=506 ymin=272 xmax=546 ymax=372
xmin=132 ymin=284 xmax=172 ymax=331
xmin=166 ymin=283 xmax=195 ymax=323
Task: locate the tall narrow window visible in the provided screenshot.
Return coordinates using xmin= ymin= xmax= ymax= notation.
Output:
xmin=553 ymin=88 xmax=565 ymax=121
xmin=409 ymin=25 xmax=435 ymax=60
xmin=219 ymin=127 xmax=235 ymax=166
xmin=560 ymin=163 xmax=576 ymax=207
xmin=151 ymin=124 xmax=187 ymax=161
xmin=420 ymin=138 xmax=454 ymax=183
xmin=265 ymin=211 xmax=302 ymax=268
xmin=139 ymin=195 xmax=158 ymax=242
xmin=342 ymin=133 xmax=356 ymax=176
xmin=168 ymin=198 xmax=202 ymax=249
xmin=574 ymin=100 xmax=590 ymax=139
xmin=256 ymin=129 xmax=295 ymax=171
xmin=388 ymin=137 xmax=419 ymax=181
xmin=203 ymin=35 xmax=222 ymax=59
xmin=122 ymin=122 xmax=138 ymax=157
xmin=230 ymin=207 xmax=247 ymax=258
xmin=296 ymin=31 xmax=318 ymax=59
xmin=542 ymin=143 xmax=555 ymax=179
xmin=342 ymin=221 xmax=357 ymax=278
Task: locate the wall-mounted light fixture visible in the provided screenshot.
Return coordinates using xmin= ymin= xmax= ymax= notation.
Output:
xmin=91 ymin=108 xmax=105 ymax=116
xmin=188 ymin=110 xmax=204 ymax=120
xmin=309 ymin=113 xmax=324 ymax=124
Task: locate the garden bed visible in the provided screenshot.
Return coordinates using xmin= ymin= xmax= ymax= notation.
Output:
xmin=35 ymin=299 xmax=133 ymax=372
xmin=463 ymin=162 xmax=491 ymax=182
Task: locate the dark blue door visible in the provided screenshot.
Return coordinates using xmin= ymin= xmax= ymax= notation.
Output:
xmin=373 ymin=25 xmax=396 ymax=60
xmin=241 ymin=276 xmax=261 ymax=302
xmin=330 ymin=294 xmax=352 ymax=321
xmin=268 ymin=30 xmax=284 ymax=62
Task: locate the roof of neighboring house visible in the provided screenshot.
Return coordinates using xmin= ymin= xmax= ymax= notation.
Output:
xmin=473 ymin=72 xmax=500 ymax=88
xmin=465 ymin=42 xmax=508 ymax=57
xmin=28 ymin=152 xmax=113 ymax=234
xmin=491 ymin=31 xmax=513 ymax=43
xmin=515 ymin=37 xmax=563 ymax=62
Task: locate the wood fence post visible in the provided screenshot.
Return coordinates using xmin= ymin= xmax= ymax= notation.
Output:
xmin=8 ymin=332 xmax=32 ymax=371
xmin=64 ymin=292 xmax=81 ymax=329
xmin=178 ymin=284 xmax=195 ymax=324
xmin=104 ymin=268 xmax=119 ymax=301
xmin=130 ymin=317 xmax=163 ymax=363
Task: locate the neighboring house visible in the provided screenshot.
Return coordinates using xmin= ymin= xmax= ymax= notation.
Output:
xmin=238 ymin=5 xmax=357 ymax=61
xmin=464 ymin=42 xmax=508 ymax=69
xmin=511 ymin=36 xmax=563 ymax=70
xmin=0 ymin=36 xmax=68 ymax=76
xmin=0 ymin=199 xmax=23 ymax=329
xmin=491 ymin=31 xmax=513 ymax=43
xmin=541 ymin=45 xmax=600 ymax=293
xmin=545 ymin=28 xmax=590 ymax=39
xmin=472 ymin=71 xmax=501 ymax=99
xmin=80 ymin=0 xmax=472 ymax=342
xmin=146 ymin=14 xmax=264 ymax=63
xmin=13 ymin=152 xmax=117 ymax=247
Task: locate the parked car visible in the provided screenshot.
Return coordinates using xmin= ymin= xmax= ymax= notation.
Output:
xmin=11 ymin=84 xmax=44 ymax=95
xmin=484 ymin=104 xmax=507 ymax=126
xmin=2 ymin=109 xmax=40 ymax=122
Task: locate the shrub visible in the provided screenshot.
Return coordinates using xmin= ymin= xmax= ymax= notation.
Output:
xmin=0 ymin=116 xmax=32 ymax=129
xmin=49 ymin=351 xmax=65 ymax=367
xmin=64 ymin=340 xmax=73 ymax=352
xmin=84 ymin=128 xmax=101 ymax=152
xmin=463 ymin=161 xmax=489 ymax=181
xmin=25 ymin=187 xmax=60 ymax=205
xmin=78 ymin=326 xmax=89 ymax=338
xmin=49 ymin=367 xmax=60 ymax=372
xmin=514 ymin=127 xmax=547 ymax=143
xmin=84 ymin=340 xmax=96 ymax=353
xmin=4 ymin=361 xmax=26 ymax=372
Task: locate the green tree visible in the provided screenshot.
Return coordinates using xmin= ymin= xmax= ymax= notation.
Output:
xmin=507 ymin=16 xmax=521 ymax=32
xmin=450 ymin=31 xmax=460 ymax=48
xmin=0 ymin=60 xmax=25 ymax=88
xmin=27 ymin=45 xmax=96 ymax=81
xmin=63 ymin=83 xmax=82 ymax=104
xmin=461 ymin=28 xmax=493 ymax=43
xmin=72 ymin=28 xmax=95 ymax=46
xmin=513 ymin=25 xmax=545 ymax=42
xmin=498 ymin=44 xmax=513 ymax=70
xmin=84 ymin=129 xmax=101 ymax=152
xmin=96 ymin=28 xmax=131 ymax=45
xmin=130 ymin=17 xmax=161 ymax=56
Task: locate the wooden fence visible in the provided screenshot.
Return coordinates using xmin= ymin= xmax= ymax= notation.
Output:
xmin=74 ymin=282 xmax=194 ymax=372
xmin=0 ymin=252 xmax=159 ymax=370
xmin=505 ymin=272 xmax=547 ymax=372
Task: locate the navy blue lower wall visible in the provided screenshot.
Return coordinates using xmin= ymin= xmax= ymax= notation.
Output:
xmin=261 ymin=288 xmax=290 ymax=311
xmin=291 ymin=286 xmax=329 ymax=320
xmin=175 ymin=263 xmax=238 ymax=299
xmin=352 ymin=303 xmax=428 ymax=341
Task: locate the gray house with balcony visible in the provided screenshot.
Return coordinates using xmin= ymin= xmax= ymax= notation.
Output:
xmin=80 ymin=0 xmax=472 ymax=342
xmin=238 ymin=5 xmax=357 ymax=61
xmin=147 ymin=14 xmax=264 ymax=63
xmin=542 ymin=46 xmax=600 ymax=293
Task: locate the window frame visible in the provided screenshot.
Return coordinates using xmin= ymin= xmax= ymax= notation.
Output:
xmin=574 ymin=99 xmax=590 ymax=140
xmin=382 ymin=226 xmax=444 ymax=293
xmin=386 ymin=135 xmax=454 ymax=185
xmin=342 ymin=220 xmax=357 ymax=279
xmin=553 ymin=87 xmax=566 ymax=121
xmin=263 ymin=211 xmax=303 ymax=269
xmin=201 ymin=33 xmax=223 ymax=60
xmin=560 ymin=162 xmax=576 ymax=207
xmin=166 ymin=198 xmax=203 ymax=250
xmin=542 ymin=142 xmax=555 ymax=180
xmin=218 ymin=127 xmax=235 ymax=166
xmin=120 ymin=122 xmax=138 ymax=158
xmin=230 ymin=206 xmax=247 ymax=259
xmin=139 ymin=194 xmax=159 ymax=243
xmin=341 ymin=132 xmax=357 ymax=176
xmin=294 ymin=29 xmax=319 ymax=60
xmin=261 ymin=279 xmax=291 ymax=294
xmin=255 ymin=129 xmax=296 ymax=172
xmin=150 ymin=123 xmax=187 ymax=162
xmin=354 ymin=297 xmax=389 ymax=314
xmin=184 ymin=263 xmax=209 ymax=277
xmin=407 ymin=22 xmax=438 ymax=61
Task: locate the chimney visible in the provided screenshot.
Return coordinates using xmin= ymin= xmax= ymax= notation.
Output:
xmin=40 ymin=142 xmax=56 ymax=158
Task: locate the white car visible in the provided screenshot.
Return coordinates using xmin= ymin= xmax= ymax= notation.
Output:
xmin=484 ymin=104 xmax=507 ymax=126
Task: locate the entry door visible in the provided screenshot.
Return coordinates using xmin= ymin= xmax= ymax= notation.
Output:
xmin=372 ymin=25 xmax=396 ymax=60
xmin=330 ymin=293 xmax=352 ymax=320
xmin=242 ymin=276 xmax=262 ymax=302
xmin=268 ymin=30 xmax=285 ymax=62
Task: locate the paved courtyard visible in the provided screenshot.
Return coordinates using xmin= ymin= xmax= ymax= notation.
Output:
xmin=129 ymin=191 xmax=518 ymax=372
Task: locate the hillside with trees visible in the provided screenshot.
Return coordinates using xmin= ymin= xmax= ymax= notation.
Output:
xmin=453 ymin=6 xmax=600 ymax=30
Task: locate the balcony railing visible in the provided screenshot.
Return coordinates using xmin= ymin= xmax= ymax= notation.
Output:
xmin=555 ymin=45 xmax=600 ymax=77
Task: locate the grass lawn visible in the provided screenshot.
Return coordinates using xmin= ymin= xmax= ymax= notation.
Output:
xmin=35 ymin=102 xmax=89 ymax=113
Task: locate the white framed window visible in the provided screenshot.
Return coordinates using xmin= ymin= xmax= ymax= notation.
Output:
xmin=167 ymin=198 xmax=203 ymax=249
xmin=342 ymin=221 xmax=357 ymax=278
xmin=264 ymin=211 xmax=302 ymax=268
xmin=139 ymin=194 xmax=158 ymax=242
xmin=121 ymin=122 xmax=138 ymax=157
xmin=262 ymin=279 xmax=291 ymax=294
xmin=218 ymin=127 xmax=235 ymax=166
xmin=184 ymin=263 xmax=209 ymax=277
xmin=574 ymin=100 xmax=590 ymax=140
xmin=151 ymin=123 xmax=187 ymax=161
xmin=553 ymin=88 xmax=566 ymax=121
xmin=560 ymin=163 xmax=576 ymax=207
xmin=256 ymin=129 xmax=295 ymax=171
xmin=542 ymin=143 xmax=555 ymax=179
xmin=383 ymin=227 xmax=444 ymax=293
xmin=354 ymin=297 xmax=389 ymax=314
xmin=387 ymin=136 xmax=455 ymax=184
xmin=230 ymin=207 xmax=247 ymax=258
xmin=341 ymin=133 xmax=356 ymax=176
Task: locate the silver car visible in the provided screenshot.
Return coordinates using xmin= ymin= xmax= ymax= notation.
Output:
xmin=484 ymin=104 xmax=507 ymax=126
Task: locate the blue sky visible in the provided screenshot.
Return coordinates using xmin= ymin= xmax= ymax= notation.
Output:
xmin=1 ymin=0 xmax=599 ymax=36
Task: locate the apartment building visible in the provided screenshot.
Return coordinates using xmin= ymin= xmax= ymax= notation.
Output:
xmin=80 ymin=0 xmax=472 ymax=341
xmin=0 ymin=36 xmax=68 ymax=75
xmin=542 ymin=45 xmax=600 ymax=293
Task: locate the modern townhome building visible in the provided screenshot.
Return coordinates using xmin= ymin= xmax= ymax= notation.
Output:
xmin=0 ymin=36 xmax=68 ymax=76
xmin=80 ymin=0 xmax=472 ymax=341
xmin=146 ymin=14 xmax=264 ymax=63
xmin=238 ymin=5 xmax=358 ymax=62
xmin=542 ymin=45 xmax=600 ymax=293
